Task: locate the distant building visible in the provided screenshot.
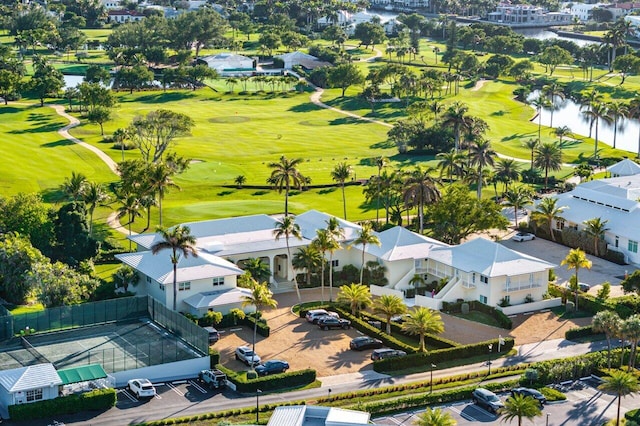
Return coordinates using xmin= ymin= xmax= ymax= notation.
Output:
xmin=107 ymin=9 xmax=145 ymax=23
xmin=267 ymin=405 xmax=371 ymax=426
xmin=487 ymin=3 xmax=572 ymax=27
xmin=570 ymin=3 xmax=605 ymax=22
xmin=275 ymin=51 xmax=331 ymax=70
xmin=0 ymin=363 xmax=62 ymax=414
xmin=101 ymin=0 xmax=123 ymax=10
xmin=196 ymin=53 xmax=256 ymax=76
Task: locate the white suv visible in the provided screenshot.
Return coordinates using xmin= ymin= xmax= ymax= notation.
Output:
xmin=235 ymin=346 xmax=261 ymax=366
xmin=127 ymin=378 xmax=156 ymax=398
xmin=305 ymin=309 xmax=339 ymax=323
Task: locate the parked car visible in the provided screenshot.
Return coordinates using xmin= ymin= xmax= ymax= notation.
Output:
xmin=371 ymin=348 xmax=407 ymax=361
xmin=198 ymin=369 xmax=227 ymax=389
xmin=578 ymin=282 xmax=590 ymax=292
xmin=305 ymin=309 xmax=339 ymax=324
xmin=203 ymin=326 xmax=220 ymax=343
xmin=255 ymin=360 xmax=290 ymax=376
xmin=390 ymin=313 xmax=411 ymax=323
xmin=235 ymin=346 xmax=261 ymax=366
xmin=127 ymin=378 xmax=156 ymax=398
xmin=317 ymin=317 xmax=351 ymax=330
xmin=512 ymin=232 xmax=535 ymax=242
xmin=350 ymin=336 xmax=383 ymax=351
xmin=472 ymin=388 xmax=504 ymax=414
xmin=510 ymin=387 xmax=546 ymax=406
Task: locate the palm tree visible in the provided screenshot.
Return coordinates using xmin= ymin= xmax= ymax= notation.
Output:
xmin=313 ymin=229 xmax=339 ymax=304
xmin=592 ymin=310 xmax=621 ymax=369
xmin=530 ymin=95 xmax=551 ymax=140
xmin=243 ymin=258 xmax=271 ymax=283
xmin=524 ymin=139 xmax=539 ymax=170
xmin=147 ymin=162 xmax=179 ymax=227
xmin=582 ymin=102 xmax=612 ymax=160
xmin=234 ymin=175 xmax=246 ymax=188
xmin=401 ymin=307 xmax=444 ymax=352
xmin=553 ymin=125 xmax=572 ymax=146
xmin=113 ymin=128 xmax=130 ymax=162
xmin=82 ymin=181 xmax=109 ymax=236
xmin=583 ymin=217 xmax=609 ymax=257
xmin=531 ymin=197 xmax=565 ymax=242
xmin=533 ymin=142 xmax=563 ymax=191
xmin=504 ymin=186 xmax=533 ymax=228
xmin=61 ymin=171 xmax=88 ymax=201
xmin=598 ymin=370 xmax=640 ymax=426
xmin=267 ymin=156 xmax=305 ymax=216
xmin=273 ymin=216 xmax=303 ymax=301
xmin=375 ymin=157 xmax=388 ymax=223
xmin=151 ymin=225 xmax=198 ymax=311
xmin=331 ymin=162 xmax=353 ymax=219
xmin=373 ymin=295 xmax=407 ymax=335
xmin=442 ymin=101 xmax=472 ymax=152
xmin=292 ymin=245 xmax=323 ymax=286
xmin=494 ymin=158 xmax=521 ymax=192
xmin=241 ymin=280 xmax=278 ymax=358
xmin=561 ymin=248 xmax=592 ymax=309
xmin=542 ymin=82 xmax=565 ymax=128
xmin=413 ymin=407 xmax=457 ymax=426
xmin=116 ymin=192 xmax=142 ymax=251
xmin=501 ymin=393 xmax=542 ymax=426
xmin=627 ymin=96 xmax=640 ymax=158
xmin=403 ymin=166 xmax=441 ymax=233
xmin=326 ymin=217 xmax=345 ymax=302
xmin=608 ymin=102 xmax=628 ymax=149
xmin=580 ymin=90 xmax=604 ymax=139
xmin=621 ymin=315 xmax=640 ymax=369
xmin=352 ymin=222 xmax=381 ymax=285
xmin=436 ymin=149 xmax=466 ymax=184
xmin=337 ymin=283 xmax=372 ymax=316
xmin=469 ymin=139 xmax=496 ymax=199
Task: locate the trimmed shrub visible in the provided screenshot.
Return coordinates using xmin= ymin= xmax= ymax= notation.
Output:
xmin=218 ymin=365 xmax=316 ymax=393
xmin=9 ymin=388 xmax=116 ymax=421
xmin=565 ymin=325 xmax=598 ymax=340
xmin=240 ymin=315 xmax=270 ymax=337
xmin=539 ymin=386 xmax=567 ymax=402
xmin=441 ymin=300 xmax=512 ymax=329
xmin=209 ymin=348 xmax=220 ymax=368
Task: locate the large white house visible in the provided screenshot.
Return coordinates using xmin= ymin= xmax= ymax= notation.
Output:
xmin=117 ymin=210 xmax=553 ymax=314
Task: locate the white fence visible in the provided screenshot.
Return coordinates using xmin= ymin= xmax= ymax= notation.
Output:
xmin=370 ymin=285 xmax=405 ymax=299
xmin=496 ymin=298 xmax=562 ymax=316
xmin=415 ymin=294 xmax=441 ymax=310
xmin=112 ymin=356 xmax=210 ymax=387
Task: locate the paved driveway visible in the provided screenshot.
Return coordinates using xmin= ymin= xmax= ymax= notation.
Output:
xmin=500 ymin=236 xmax=634 ymax=297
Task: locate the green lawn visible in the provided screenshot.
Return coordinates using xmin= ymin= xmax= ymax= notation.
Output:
xmin=450 ymin=310 xmax=503 ymax=328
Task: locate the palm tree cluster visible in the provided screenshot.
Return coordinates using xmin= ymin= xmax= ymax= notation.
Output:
xmin=60 ymin=172 xmax=110 ymax=237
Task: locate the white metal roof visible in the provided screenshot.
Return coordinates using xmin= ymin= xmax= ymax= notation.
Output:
xmin=366 ymin=226 xmax=449 ymax=261
xmin=295 ymin=210 xmax=362 ymax=241
xmin=0 ymin=363 xmax=62 ymax=393
xmin=183 ymin=288 xmax=253 ymax=309
xmin=267 ymin=405 xmax=370 ymax=426
xmin=429 ymin=238 xmax=554 ymax=277
xmin=607 ymin=158 xmax=640 ymax=176
xmin=115 ymin=249 xmax=243 ymax=284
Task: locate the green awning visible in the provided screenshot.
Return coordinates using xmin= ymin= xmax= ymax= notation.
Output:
xmin=57 ymin=364 xmax=107 ymax=385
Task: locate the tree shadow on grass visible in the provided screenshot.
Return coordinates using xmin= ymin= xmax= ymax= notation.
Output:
xmin=501 ymin=132 xmax=537 ymax=142
xmin=329 ymin=117 xmax=367 ymax=126
xmin=369 ymin=140 xmax=395 ymax=150
xmin=289 ymin=102 xmax=323 ymax=113
xmin=40 ymin=139 xmax=75 ymax=147
xmin=40 ymin=187 xmax=66 ymax=203
xmin=252 ymin=190 xmax=269 ymax=196
xmin=119 ymin=91 xmax=196 ymax=104
xmin=218 ymin=190 xmax=235 ymax=196
xmin=317 ymin=188 xmax=336 ymax=195
xmin=0 ymin=107 xmax=21 ymax=115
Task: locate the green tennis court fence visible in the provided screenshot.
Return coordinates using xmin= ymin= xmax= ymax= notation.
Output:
xmin=147 ymin=297 xmax=209 ymax=355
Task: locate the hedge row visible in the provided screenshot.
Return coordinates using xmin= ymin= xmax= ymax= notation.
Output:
xmin=549 ymin=284 xmax=634 ymax=319
xmin=362 ymin=380 xmax=517 ymax=416
xmin=358 ymin=311 xmax=458 ymax=349
xmin=373 ymin=336 xmax=515 ymax=373
xmin=565 ymin=325 xmax=599 ymax=340
xmin=241 ymin=315 xmax=270 ymax=338
xmin=209 ymin=348 xmax=220 ymax=368
xmin=218 ymin=365 xmax=316 ymax=393
xmin=9 ymin=388 xmax=116 ymax=421
xmin=441 ymin=300 xmax=512 ymax=329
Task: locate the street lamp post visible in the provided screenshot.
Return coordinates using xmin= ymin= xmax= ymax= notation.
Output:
xmin=546 ymin=413 xmax=550 ymax=426
xmin=328 ymin=388 xmax=332 ymax=399
xmin=487 ymin=344 xmax=493 ymax=375
xmin=430 ymin=364 xmax=436 ymax=393
xmin=256 ymin=389 xmax=262 ymax=424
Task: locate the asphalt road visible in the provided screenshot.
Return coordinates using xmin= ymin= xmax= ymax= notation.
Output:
xmin=40 ymin=338 xmax=621 ymax=426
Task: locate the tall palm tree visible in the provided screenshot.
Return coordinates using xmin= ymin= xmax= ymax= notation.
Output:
xmin=352 ymin=222 xmax=381 ymax=285
xmin=582 ymin=102 xmax=612 ymax=160
xmin=469 ymin=139 xmax=496 ymax=199
xmin=598 ymin=370 xmax=640 ymax=426
xmin=531 ymin=197 xmax=565 ymax=242
xmin=331 ymin=162 xmax=353 ymax=220
xmin=530 ymin=95 xmax=551 ymax=140
xmin=583 ymin=217 xmax=609 ymax=257
xmin=241 ymin=280 xmax=278 ymax=358
xmin=533 ymin=142 xmax=563 ymax=191
xmin=436 ymin=149 xmax=466 ymax=184
xmin=337 ymin=283 xmax=372 ymax=316
xmin=267 ymin=156 xmax=305 ymax=216
xmin=401 ymin=307 xmax=444 ymax=352
xmin=243 ymin=257 xmax=271 ymax=283
xmin=494 ymin=158 xmax=521 ymax=192
xmin=403 ymin=166 xmax=441 ymax=233
xmin=592 ymin=310 xmax=621 ymax=369
xmin=61 ymin=171 xmax=88 ymax=201
xmin=627 ymin=96 xmax=640 ymax=158
xmin=326 ymin=217 xmax=345 ymax=303
xmin=147 ymin=162 xmax=179 ymax=227
xmin=504 ymin=186 xmax=533 ymax=228
xmin=561 ymin=248 xmax=592 ymax=309
xmin=82 ymin=182 xmax=110 ymax=236
xmin=542 ymin=82 xmax=565 ymax=128
xmin=116 ymin=192 xmax=142 ymax=251
xmin=553 ymin=125 xmax=572 ymax=146
xmin=373 ymin=294 xmax=407 ymax=335
xmin=524 ymin=139 xmax=539 ymax=170
xmin=442 ymin=101 xmax=472 ymax=152
xmin=580 ymin=90 xmax=604 ymax=139
xmin=501 ymin=393 xmax=542 ymax=426
xmin=292 ymin=245 xmax=323 ymax=287
xmin=374 ymin=157 xmax=388 ymax=224
xmin=608 ymin=102 xmax=628 ymax=149
xmin=621 ymin=315 xmax=640 ymax=369
xmin=313 ymin=229 xmax=339 ymax=304
xmin=273 ymin=216 xmax=303 ymax=301
xmin=413 ymin=407 xmax=457 ymax=426
xmin=151 ymin=225 xmax=198 ymax=311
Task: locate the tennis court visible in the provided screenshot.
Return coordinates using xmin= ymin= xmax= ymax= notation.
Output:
xmin=0 ymin=319 xmax=202 ymax=374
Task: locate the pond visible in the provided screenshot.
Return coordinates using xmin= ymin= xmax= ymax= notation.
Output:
xmin=528 ymin=90 xmax=640 ymax=154
xmin=62 ymin=74 xmax=85 ymax=89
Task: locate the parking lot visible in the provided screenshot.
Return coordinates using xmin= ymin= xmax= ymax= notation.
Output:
xmin=116 ymin=378 xmax=228 ymax=407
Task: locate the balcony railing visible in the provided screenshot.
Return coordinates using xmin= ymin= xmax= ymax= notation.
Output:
xmin=503 ymin=282 xmax=543 ymax=292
